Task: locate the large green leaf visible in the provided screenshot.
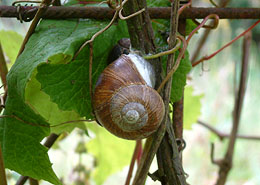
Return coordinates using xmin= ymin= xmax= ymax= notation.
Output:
xmin=87 ymin=123 xmax=135 ymax=185
xmin=0 ymin=19 xmax=128 ymax=184
xmin=35 ymin=20 xmax=128 ymax=119
xmin=183 ymin=86 xmax=203 ymax=129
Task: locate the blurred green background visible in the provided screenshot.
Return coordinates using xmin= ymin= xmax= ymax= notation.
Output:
xmin=0 ymin=0 xmax=260 ymax=185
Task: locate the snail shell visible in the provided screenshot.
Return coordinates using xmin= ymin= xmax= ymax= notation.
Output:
xmin=93 ymin=54 xmax=165 ymax=140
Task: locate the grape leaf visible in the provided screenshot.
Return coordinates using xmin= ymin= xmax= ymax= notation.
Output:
xmin=183 ymin=86 xmax=203 ymax=129
xmin=0 ymin=92 xmax=60 ymax=184
xmin=0 ymin=30 xmax=23 ymax=66
xmin=87 ymin=123 xmax=135 ymax=185
xmin=186 ymin=19 xmax=198 ymax=35
xmin=35 ymin=20 xmax=129 ymax=119
xmin=171 ymin=51 xmax=192 ymax=102
xmin=0 ymin=19 xmax=128 ymax=184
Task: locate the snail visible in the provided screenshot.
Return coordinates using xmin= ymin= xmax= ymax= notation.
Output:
xmin=93 ymin=53 xmax=165 ymax=140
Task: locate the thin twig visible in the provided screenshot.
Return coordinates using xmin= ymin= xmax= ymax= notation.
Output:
xmin=178 ymin=0 xmax=191 ymax=16
xmin=17 ymin=0 xmax=52 ymax=56
xmin=74 ymin=0 xmax=145 ymax=60
xmin=190 ymin=28 xmax=211 ymax=63
xmin=192 ymin=19 xmax=260 ymax=67
xmin=198 ymin=120 xmax=260 ymax=141
xmin=0 ymin=43 xmax=8 ymax=88
xmin=191 ymin=0 xmax=230 ymax=63
xmin=124 ymin=140 xmax=142 ymax=185
xmin=73 ymin=9 xmax=119 ymax=60
xmin=157 ymin=14 xmax=219 ymax=93
xmin=119 ymin=7 xmax=145 ymax=20
xmin=156 ymin=1 xmax=187 ymax=184
xmin=186 ymin=14 xmax=219 ymax=44
xmin=215 ymin=31 xmax=251 ymax=185
xmin=143 ymin=38 xmax=181 ymax=60
xmin=0 ymin=115 xmax=90 ymax=127
xmin=0 ymin=144 xmax=7 ymax=185
xmin=209 ymin=0 xmax=219 ymax=7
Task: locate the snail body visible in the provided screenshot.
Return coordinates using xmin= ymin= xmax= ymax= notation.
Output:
xmin=93 ymin=54 xmax=165 ymax=140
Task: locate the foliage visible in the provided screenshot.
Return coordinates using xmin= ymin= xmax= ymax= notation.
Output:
xmin=87 ymin=123 xmax=135 ymax=185
xmin=0 ymin=19 xmax=128 ymax=184
xmin=170 ymin=51 xmax=192 ymax=102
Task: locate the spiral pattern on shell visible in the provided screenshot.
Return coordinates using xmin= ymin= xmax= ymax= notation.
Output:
xmin=93 ymin=54 xmax=165 ymax=140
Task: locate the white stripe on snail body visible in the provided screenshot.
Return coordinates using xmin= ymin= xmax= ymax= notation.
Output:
xmin=93 ymin=53 xmax=165 ymax=140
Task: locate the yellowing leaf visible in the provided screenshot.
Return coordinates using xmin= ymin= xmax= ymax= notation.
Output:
xmin=184 ymin=86 xmax=203 ymax=129
xmin=0 ymin=30 xmax=23 ymax=66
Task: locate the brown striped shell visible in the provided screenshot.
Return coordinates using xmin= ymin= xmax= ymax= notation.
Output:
xmin=93 ymin=54 xmax=165 ymax=140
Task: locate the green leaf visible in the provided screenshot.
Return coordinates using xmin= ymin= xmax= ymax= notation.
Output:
xmin=0 ymin=19 xmax=128 ymax=184
xmin=183 ymin=86 xmax=203 ymax=129
xmin=0 ymin=30 xmax=23 ymax=66
xmin=185 ymin=19 xmax=198 ymax=35
xmin=35 ymin=20 xmax=128 ymax=119
xmin=170 ymin=51 xmax=192 ymax=102
xmin=87 ymin=123 xmax=135 ymax=185
xmin=0 ymin=93 xmax=60 ymax=184
xmin=147 ymin=0 xmax=170 ymax=7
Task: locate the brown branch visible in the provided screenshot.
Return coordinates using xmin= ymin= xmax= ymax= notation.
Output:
xmin=215 ymin=31 xmax=251 ymax=185
xmin=124 ymin=140 xmax=142 ymax=185
xmin=122 ymin=1 xmax=166 ymax=184
xmin=198 ymin=120 xmax=260 ymax=141
xmin=15 ymin=133 xmax=59 ymax=185
xmin=156 ymin=1 xmax=187 ymax=185
xmin=0 ymin=43 xmax=8 ymax=88
xmin=1 ymin=6 xmax=260 ymax=20
xmin=0 ymin=144 xmax=7 ymax=185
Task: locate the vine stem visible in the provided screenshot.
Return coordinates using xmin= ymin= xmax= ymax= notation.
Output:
xmin=17 ymin=0 xmax=52 ymax=56
xmin=157 ymin=35 xmax=187 ymax=93
xmin=186 ymin=14 xmax=219 ymax=44
xmin=178 ymin=0 xmax=191 ymax=16
xmin=191 ymin=0 xmax=231 ymax=63
xmin=0 ymin=144 xmax=7 ymax=185
xmin=215 ymin=31 xmax=252 ymax=185
xmin=73 ymin=0 xmax=144 ymax=60
xmin=198 ymin=120 xmax=260 ymax=141
xmin=124 ymin=140 xmax=142 ymax=185
xmin=157 ymin=13 xmax=219 ymax=93
xmin=192 ymin=19 xmax=260 ymax=67
xmin=0 ymin=115 xmax=90 ymax=127
xmin=0 ymin=43 xmax=8 ymax=88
